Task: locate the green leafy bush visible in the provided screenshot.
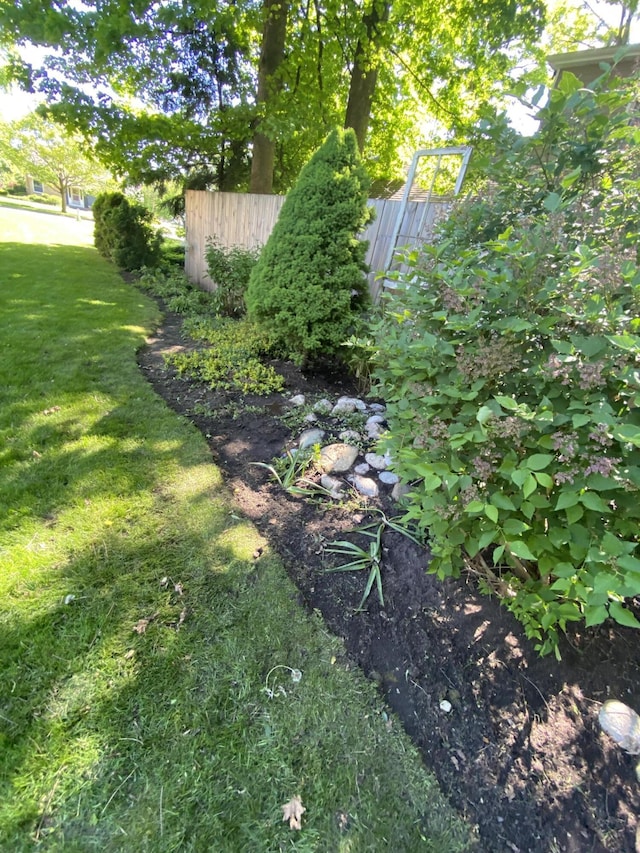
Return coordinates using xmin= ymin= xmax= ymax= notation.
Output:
xmin=373 ymin=72 xmax=640 ymax=656
xmin=205 ymin=239 xmax=260 ymax=318
xmin=246 ymin=127 xmax=373 ymax=364
xmin=93 ymin=191 xmax=162 ymax=271
xmin=166 ymin=318 xmax=284 ymax=395
xmin=27 ymin=193 xmax=58 ymax=206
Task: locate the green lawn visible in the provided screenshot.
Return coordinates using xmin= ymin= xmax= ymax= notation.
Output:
xmin=0 ymin=204 xmax=472 ymax=852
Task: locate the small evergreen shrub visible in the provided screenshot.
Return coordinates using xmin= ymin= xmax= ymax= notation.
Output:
xmin=205 ymin=239 xmax=260 ymax=318
xmin=245 ymin=127 xmax=373 ymax=364
xmin=93 ymin=191 xmax=162 ymax=271
xmin=373 ymin=72 xmax=640 ymax=656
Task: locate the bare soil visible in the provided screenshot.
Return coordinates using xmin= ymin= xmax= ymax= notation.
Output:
xmin=137 ymin=303 xmax=640 ymax=853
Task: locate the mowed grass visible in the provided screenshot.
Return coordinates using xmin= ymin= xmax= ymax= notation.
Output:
xmin=0 ymin=204 xmax=472 ymax=852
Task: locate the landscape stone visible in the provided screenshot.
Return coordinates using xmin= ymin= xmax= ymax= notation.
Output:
xmin=320 ymin=474 xmax=344 ymax=499
xmin=332 ymin=396 xmax=367 ymax=415
xmin=349 ymin=474 xmax=379 ymax=497
xmin=379 ymin=471 xmax=399 ymax=485
xmin=298 ymin=428 xmax=325 ymax=449
xmin=319 ymin=443 xmax=359 ymax=472
xmin=599 ymin=699 xmax=640 ymax=754
xmin=303 ymin=412 xmax=318 ymax=423
xmin=369 ymin=403 xmax=386 ymax=413
xmin=338 ymin=429 xmax=361 ymax=445
xmin=313 ymin=398 xmax=333 ymax=414
xmin=391 ymin=482 xmax=411 ymax=502
xmin=289 ymin=394 xmax=306 ymax=407
xmin=354 ymin=462 xmax=371 ymax=475
xmin=365 ymin=452 xmax=389 ymax=470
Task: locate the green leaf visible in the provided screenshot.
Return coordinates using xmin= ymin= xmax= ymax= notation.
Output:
xmin=494 ymin=395 xmax=518 ymax=411
xmin=566 ymin=504 xmax=584 ymax=524
xmin=543 ymin=191 xmax=562 ymax=212
xmin=579 ymin=491 xmax=611 ymax=513
xmin=476 ymin=405 xmax=495 ymax=425
xmin=613 ymin=424 xmax=640 ymax=447
xmin=502 ymin=518 xmax=530 ymax=536
xmin=490 ymin=493 xmax=516 ymax=510
xmin=522 ymin=474 xmax=537 ymax=499
xmin=609 ymin=601 xmax=640 ymax=630
xmin=617 ymin=555 xmax=640 ymax=575
xmin=585 ymin=605 xmax=608 ymax=627
xmin=465 ymin=500 xmax=484 ymax=514
xmin=506 ymin=540 xmax=536 ymax=561
xmin=524 ymin=453 xmax=554 ymax=471
xmin=534 ymin=472 xmax=553 ymax=488
xmin=556 ymin=492 xmax=579 ymax=510
xmin=484 ymin=504 xmax=499 ymax=523
xmin=422 ymin=473 xmax=443 ymax=491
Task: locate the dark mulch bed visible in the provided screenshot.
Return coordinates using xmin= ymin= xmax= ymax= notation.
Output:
xmin=137 ymin=304 xmax=640 ymax=853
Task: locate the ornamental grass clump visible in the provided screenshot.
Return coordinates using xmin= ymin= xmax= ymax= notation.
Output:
xmin=246 ymin=127 xmax=373 ymax=364
xmin=373 ymin=71 xmax=640 ymax=656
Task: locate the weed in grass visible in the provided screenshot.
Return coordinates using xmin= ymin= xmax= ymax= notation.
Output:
xmin=325 ymin=509 xmax=424 ymax=611
xmin=250 ymin=448 xmax=316 ymax=493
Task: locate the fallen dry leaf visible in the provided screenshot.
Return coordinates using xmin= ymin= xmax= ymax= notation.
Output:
xmin=42 ymin=406 xmax=61 ymax=415
xmin=133 ymin=618 xmax=150 ymax=634
xmin=281 ymin=795 xmax=305 ymax=830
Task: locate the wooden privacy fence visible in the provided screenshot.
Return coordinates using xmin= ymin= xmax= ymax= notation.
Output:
xmin=185 ymin=189 xmax=453 ymax=302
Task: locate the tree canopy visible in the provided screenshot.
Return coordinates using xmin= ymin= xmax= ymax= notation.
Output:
xmin=0 ymin=0 xmax=579 ymax=193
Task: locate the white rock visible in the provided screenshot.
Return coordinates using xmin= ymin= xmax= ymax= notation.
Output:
xmin=349 ymin=474 xmax=379 ymax=497
xmin=366 ymin=415 xmax=386 ymax=427
xmin=365 ymin=452 xmax=389 ymax=470
xmin=298 ymin=428 xmax=325 ymax=449
xmin=289 ymin=394 xmax=306 ymax=407
xmin=439 ymin=700 xmax=453 ymax=713
xmin=303 ymin=412 xmax=318 ymax=423
xmin=339 ymin=429 xmax=361 ymax=445
xmin=379 ymin=471 xmax=399 ymax=485
xmin=313 ymin=398 xmax=333 ymax=414
xmin=319 ymin=443 xmax=359 ymax=472
xmin=354 ymin=463 xmax=371 ymax=475
xmin=366 ymin=423 xmax=385 ymax=439
xmin=332 ymin=396 xmax=367 ymax=415
xmin=599 ymin=700 xmax=640 ymax=754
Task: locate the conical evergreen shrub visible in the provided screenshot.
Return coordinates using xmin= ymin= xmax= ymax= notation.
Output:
xmin=245 ymin=128 xmax=373 ymax=363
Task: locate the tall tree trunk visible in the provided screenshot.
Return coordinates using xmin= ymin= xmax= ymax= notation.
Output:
xmin=58 ymin=179 xmax=67 ymax=213
xmin=249 ymin=0 xmax=289 ymax=194
xmin=344 ymin=0 xmax=390 ymax=152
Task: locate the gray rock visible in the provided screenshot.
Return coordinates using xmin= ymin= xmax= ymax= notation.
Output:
xmin=366 ymin=414 xmax=386 ymax=427
xmin=365 ymin=452 xmax=389 ymax=471
xmin=303 ymin=412 xmax=318 ymax=423
xmin=313 ymin=398 xmax=333 ymax=414
xmin=349 ymin=474 xmax=379 ymax=497
xmin=319 ymin=443 xmax=359 ymax=473
xmin=289 ymin=394 xmax=306 ymax=407
xmin=298 ymin=428 xmax=325 ymax=450
xmin=599 ymin=700 xmax=640 ymax=754
xmin=338 ymin=429 xmax=361 ymax=445
xmin=332 ymin=396 xmax=367 ymax=415
xmin=392 ymin=482 xmax=411 ymax=502
xmin=379 ymin=471 xmax=399 ymax=485
xmin=320 ymin=474 xmax=344 ymax=499
xmin=354 ymin=462 xmax=371 ymax=475
xmin=369 ymin=403 xmax=386 ymax=413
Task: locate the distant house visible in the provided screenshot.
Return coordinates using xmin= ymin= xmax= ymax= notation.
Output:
xmin=25 ymin=175 xmax=95 ymax=210
xmin=547 ymin=44 xmax=640 ymax=87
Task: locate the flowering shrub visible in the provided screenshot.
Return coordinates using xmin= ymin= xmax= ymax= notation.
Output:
xmin=373 ymin=71 xmax=640 ymax=655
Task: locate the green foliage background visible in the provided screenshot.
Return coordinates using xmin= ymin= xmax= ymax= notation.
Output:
xmin=246 ymin=127 xmax=372 ymax=364
xmin=373 ymin=72 xmax=640 ymax=655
